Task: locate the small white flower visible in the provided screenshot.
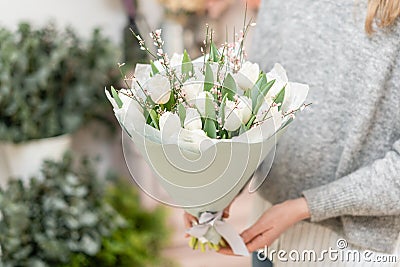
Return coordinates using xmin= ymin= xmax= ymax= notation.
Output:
xmin=184 ymin=108 xmax=202 ymax=130
xmin=155 ymin=29 xmax=162 ymax=36
xmin=147 ymin=74 xmax=171 ymax=104
xmin=234 ymin=61 xmax=260 ymax=91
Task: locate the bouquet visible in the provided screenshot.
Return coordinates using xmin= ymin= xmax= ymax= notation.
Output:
xmin=106 ymin=21 xmax=309 ymax=256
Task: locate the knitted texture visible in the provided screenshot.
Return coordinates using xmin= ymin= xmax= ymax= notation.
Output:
xmin=252 ymin=0 xmax=400 ymax=253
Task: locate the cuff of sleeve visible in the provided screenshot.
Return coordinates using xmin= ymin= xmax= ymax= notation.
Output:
xmin=302 ymin=181 xmax=358 ymax=222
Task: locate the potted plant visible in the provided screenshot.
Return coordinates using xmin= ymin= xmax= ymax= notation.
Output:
xmin=0 ymin=154 xmax=172 ymax=267
xmin=0 ymin=23 xmax=118 ymax=185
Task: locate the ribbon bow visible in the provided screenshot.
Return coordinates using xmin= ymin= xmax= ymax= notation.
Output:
xmin=186 ymin=211 xmax=249 ymax=256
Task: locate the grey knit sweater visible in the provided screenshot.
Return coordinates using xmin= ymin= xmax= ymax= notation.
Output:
xmin=252 ymin=0 xmax=400 ymax=253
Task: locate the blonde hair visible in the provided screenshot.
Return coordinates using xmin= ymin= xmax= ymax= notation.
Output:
xmin=365 ymin=0 xmax=400 ymax=34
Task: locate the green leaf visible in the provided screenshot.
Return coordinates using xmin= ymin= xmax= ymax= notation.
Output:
xmin=149 ymin=109 xmax=159 ymax=129
xmin=253 ymin=80 xmax=277 ymax=115
xmin=246 ymin=115 xmax=256 ymax=130
xmin=178 ymin=103 xmax=186 ymax=126
xmin=204 ymin=63 xmax=214 ymax=92
xmin=204 ymin=118 xmax=216 ymax=138
xmin=150 ymin=60 xmax=159 ymax=76
xmin=274 ymin=85 xmax=286 ymax=111
xmin=209 ymin=42 xmax=220 ymax=62
xmin=111 ymin=86 xmax=123 ymax=108
xmin=221 ymin=132 xmax=227 ymax=139
xmin=219 ymin=94 xmax=228 ymax=126
xmin=222 ymin=73 xmax=237 ymax=101
xmin=163 ymin=91 xmax=175 ymax=111
xmin=280 ymin=117 xmax=293 ymax=129
xmin=239 ymin=124 xmax=246 ymax=135
xmin=182 ymin=50 xmax=193 ymax=81
xmin=204 ymin=92 xmax=216 ymax=119
xmin=250 ymin=72 xmax=266 ymax=109
xmin=261 ymin=79 xmax=276 ymax=97
xmin=146 ymin=95 xmax=156 ymax=108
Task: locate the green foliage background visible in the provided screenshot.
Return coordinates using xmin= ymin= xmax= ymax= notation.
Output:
xmin=0 ymin=155 xmax=173 ymax=267
xmin=0 ymin=23 xmax=120 ymax=143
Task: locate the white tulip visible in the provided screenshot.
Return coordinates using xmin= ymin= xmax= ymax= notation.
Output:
xmin=152 ymin=53 xmax=182 ymax=74
xmin=280 ymin=82 xmax=309 ymax=113
xmin=105 ymin=88 xmax=135 ymax=119
xmin=265 ymin=63 xmax=288 ymax=104
xmin=118 ymin=89 xmax=132 ymax=106
xmin=147 ymin=74 xmax=171 ymax=104
xmin=159 ymin=112 xmax=181 ymax=141
xmin=236 ymin=106 xmax=282 ymax=143
xmin=193 ymin=54 xmax=209 ymax=63
xmin=152 ymin=60 xmax=164 ymax=73
xmin=105 ymin=89 xmax=118 ymax=110
xmin=132 ymin=64 xmax=152 ymax=100
xmin=117 ymin=89 xmax=144 ymax=123
xmin=106 ymin=88 xmax=145 ymax=136
xmin=181 ymin=79 xmax=203 ymax=103
xmin=184 ymin=108 xmax=202 ymax=130
xmin=224 ymin=100 xmax=242 ymax=131
xmin=170 ymin=53 xmax=183 ymax=67
xmin=237 ymin=96 xmax=252 ymax=124
xmin=234 ymin=61 xmax=260 ymax=91
xmin=223 ymin=96 xmax=253 ymax=131
xmin=177 ymin=129 xmax=212 ymax=153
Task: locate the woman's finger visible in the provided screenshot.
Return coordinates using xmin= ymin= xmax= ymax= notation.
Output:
xmin=246 ymin=230 xmax=274 ymax=253
xmin=183 ymin=212 xmax=198 ymax=238
xmin=217 ymin=247 xmax=235 ymax=255
xmin=222 ymin=203 xmax=232 ymax=218
xmin=240 ymin=219 xmax=273 ymax=244
xmin=183 ymin=212 xmax=198 ymax=229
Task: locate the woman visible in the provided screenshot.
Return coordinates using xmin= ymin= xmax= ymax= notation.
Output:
xmin=185 ymin=0 xmax=400 ymax=266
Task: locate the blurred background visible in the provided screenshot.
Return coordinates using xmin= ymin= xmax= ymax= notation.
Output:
xmin=0 ymin=0 xmax=260 ymax=266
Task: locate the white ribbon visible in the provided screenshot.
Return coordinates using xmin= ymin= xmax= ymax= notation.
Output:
xmin=186 ymin=211 xmax=249 ymax=256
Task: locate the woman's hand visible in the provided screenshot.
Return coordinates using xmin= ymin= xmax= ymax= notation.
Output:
xmin=219 ymin=197 xmax=311 ymax=255
xmin=183 ymin=202 xmax=233 ymax=238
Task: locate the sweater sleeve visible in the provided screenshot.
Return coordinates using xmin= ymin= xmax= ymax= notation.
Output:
xmin=302 ymin=139 xmax=400 ymax=222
